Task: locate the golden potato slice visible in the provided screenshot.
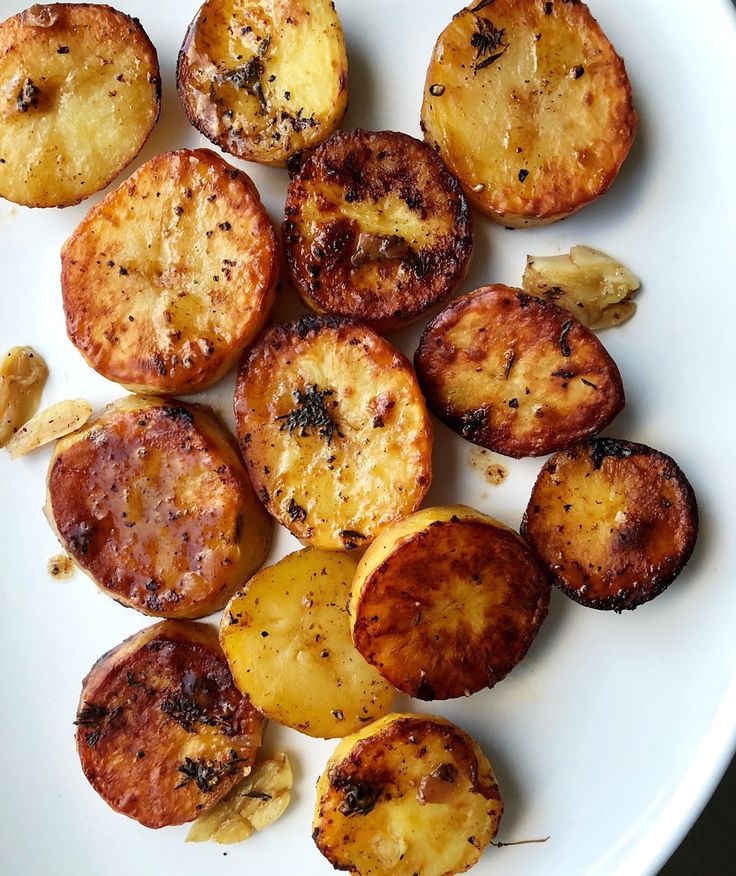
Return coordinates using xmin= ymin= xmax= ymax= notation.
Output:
xmin=283 ymin=129 xmax=473 ymax=331
xmin=76 ymin=620 xmax=264 ymax=829
xmin=61 ymin=149 xmax=278 ymax=395
xmin=420 ymin=0 xmax=637 ymax=226
xmin=234 ymin=315 xmax=432 ymax=550
xmin=313 ymin=712 xmax=503 ymax=876
xmin=351 ymin=506 xmax=550 ymax=700
xmin=46 ymin=395 xmax=272 ymax=619
xmin=221 ymin=548 xmax=394 ymax=738
xmin=414 ymin=285 xmax=624 ymax=458
xmin=0 ymin=346 xmax=48 ymax=446
xmin=522 ymin=438 xmax=699 ymax=611
xmin=0 ymin=3 xmax=160 ymax=208
xmin=177 ymin=0 xmax=347 ymax=166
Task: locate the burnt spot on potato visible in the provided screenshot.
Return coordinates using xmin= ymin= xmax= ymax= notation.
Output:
xmin=283 ymin=129 xmax=473 ymax=331
xmin=76 ymin=621 xmax=264 ymax=828
xmin=521 ymin=439 xmax=699 ymax=610
xmin=47 ymin=396 xmax=272 ymax=619
xmin=415 ymin=285 xmax=624 ymax=458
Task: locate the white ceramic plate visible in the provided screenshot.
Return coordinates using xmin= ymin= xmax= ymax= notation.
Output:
xmin=1 ymin=1 xmax=735 ymax=874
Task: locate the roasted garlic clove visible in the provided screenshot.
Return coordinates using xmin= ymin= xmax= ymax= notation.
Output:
xmin=0 ymin=346 xmax=48 ymax=446
xmin=522 ymin=245 xmax=640 ymax=330
xmin=187 ymin=753 xmax=293 ymax=844
xmin=6 ymin=398 xmax=91 ymax=459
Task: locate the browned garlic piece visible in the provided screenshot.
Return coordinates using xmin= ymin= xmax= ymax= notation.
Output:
xmin=6 ymin=398 xmax=92 ymax=459
xmin=522 ymin=245 xmax=640 ymax=329
xmin=187 ymin=753 xmax=293 ymax=844
xmin=0 ymin=346 xmax=48 ymax=446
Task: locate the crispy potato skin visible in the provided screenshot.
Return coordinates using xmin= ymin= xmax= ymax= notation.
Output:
xmin=61 ymin=149 xmax=278 ymax=394
xmin=177 ymin=0 xmax=348 ymax=166
xmin=47 ymin=396 xmax=272 ymax=619
xmin=77 ymin=621 xmax=264 ymax=829
xmin=415 ymin=285 xmax=625 ymax=458
xmin=313 ymin=713 xmax=503 ymax=876
xmin=351 ymin=506 xmax=550 ymax=699
xmin=0 ymin=3 xmax=160 ymax=208
xmin=283 ymin=129 xmax=473 ymax=331
xmin=421 ymin=0 xmax=637 ymax=226
xmin=522 ymin=439 xmax=699 ymax=610
xmin=220 ymin=548 xmax=394 ymax=738
xmin=234 ymin=315 xmax=432 ymax=550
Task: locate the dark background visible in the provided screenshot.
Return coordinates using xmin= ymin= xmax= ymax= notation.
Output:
xmin=660 ymin=756 xmax=735 ymax=872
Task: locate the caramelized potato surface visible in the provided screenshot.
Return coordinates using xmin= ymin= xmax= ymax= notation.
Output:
xmin=47 ymin=395 xmax=272 ymax=619
xmin=415 ymin=285 xmax=624 ymax=458
xmin=234 ymin=315 xmax=432 ymax=550
xmin=283 ymin=129 xmax=473 ymax=331
xmin=62 ymin=149 xmax=278 ymax=394
xmin=421 ymin=0 xmax=636 ymax=226
xmin=313 ymin=712 xmax=503 ymax=876
xmin=76 ymin=620 xmax=264 ymax=828
xmin=0 ymin=3 xmax=160 ymax=207
xmin=522 ymin=438 xmax=699 ymax=610
xmin=351 ymin=506 xmax=550 ymax=699
xmin=177 ymin=0 xmax=347 ymax=165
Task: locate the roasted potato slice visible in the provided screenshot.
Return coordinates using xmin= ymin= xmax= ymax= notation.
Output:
xmin=46 ymin=395 xmax=272 ymax=619
xmin=522 ymin=438 xmax=699 ymax=611
xmin=61 ymin=149 xmax=278 ymax=395
xmin=0 ymin=3 xmax=160 ymax=208
xmin=313 ymin=712 xmax=503 ymax=876
xmin=414 ymin=285 xmax=624 ymax=458
xmin=76 ymin=620 xmax=264 ymax=829
xmin=177 ymin=0 xmax=347 ymax=166
xmin=420 ymin=0 xmax=637 ymax=226
xmin=221 ymin=548 xmax=394 ymax=738
xmin=283 ymin=129 xmax=473 ymax=331
xmin=351 ymin=506 xmax=550 ymax=700
xmin=234 ymin=315 xmax=432 ymax=550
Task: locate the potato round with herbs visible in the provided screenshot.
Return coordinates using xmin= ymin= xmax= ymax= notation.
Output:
xmin=283 ymin=129 xmax=473 ymax=331
xmin=61 ymin=149 xmax=278 ymax=394
xmin=420 ymin=0 xmax=637 ymax=226
xmin=234 ymin=315 xmax=432 ymax=550
xmin=0 ymin=3 xmax=160 ymax=208
xmin=414 ymin=285 xmax=624 ymax=458
xmin=177 ymin=0 xmax=347 ymax=166
xmin=313 ymin=712 xmax=503 ymax=876
xmin=46 ymin=395 xmax=272 ymax=619
xmin=522 ymin=438 xmax=699 ymax=611
xmin=221 ymin=548 xmax=394 ymax=738
xmin=76 ymin=620 xmax=264 ymax=829
xmin=351 ymin=506 xmax=550 ymax=700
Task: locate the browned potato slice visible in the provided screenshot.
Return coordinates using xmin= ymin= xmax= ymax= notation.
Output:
xmin=313 ymin=713 xmax=503 ymax=876
xmin=351 ymin=506 xmax=550 ymax=700
xmin=76 ymin=620 xmax=264 ymax=829
xmin=414 ymin=284 xmax=624 ymax=458
xmin=61 ymin=149 xmax=278 ymax=395
xmin=221 ymin=549 xmax=394 ymax=738
xmin=283 ymin=129 xmax=473 ymax=331
xmin=420 ymin=0 xmax=637 ymax=226
xmin=177 ymin=0 xmax=347 ymax=166
xmin=0 ymin=3 xmax=160 ymax=208
xmin=522 ymin=438 xmax=699 ymax=611
xmin=46 ymin=395 xmax=272 ymax=619
xmin=234 ymin=315 xmax=432 ymax=550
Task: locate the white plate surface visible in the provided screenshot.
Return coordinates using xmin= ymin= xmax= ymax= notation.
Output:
xmin=1 ymin=1 xmax=735 ymax=874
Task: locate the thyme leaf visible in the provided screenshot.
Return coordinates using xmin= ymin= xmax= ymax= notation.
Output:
xmin=276 ymin=385 xmax=343 ymax=444
xmin=470 ymin=17 xmax=507 ymax=71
